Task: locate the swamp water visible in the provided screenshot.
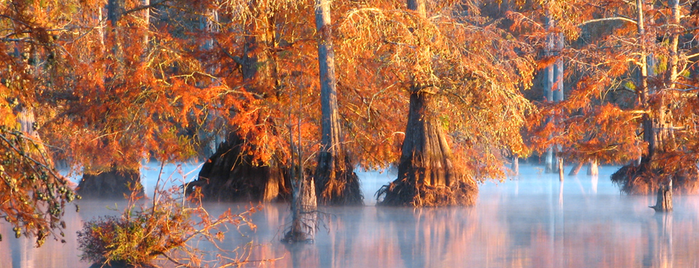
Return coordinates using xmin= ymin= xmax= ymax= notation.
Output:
xmin=2 ymin=164 xmax=699 ymax=268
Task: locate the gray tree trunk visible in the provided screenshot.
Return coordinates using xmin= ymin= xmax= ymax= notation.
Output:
xmin=314 ymin=0 xmax=362 ymax=205
xmin=143 ymin=0 xmax=150 ymax=48
xmin=107 ymin=0 xmax=125 ymax=75
xmin=544 ymin=14 xmax=556 ymax=173
xmin=283 ymin=171 xmax=317 ymax=243
xmin=554 ymin=31 xmax=565 ymax=176
xmin=651 ymin=179 xmax=673 ymax=212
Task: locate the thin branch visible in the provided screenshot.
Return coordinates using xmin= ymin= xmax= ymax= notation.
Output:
xmin=577 ymin=17 xmax=638 ymax=27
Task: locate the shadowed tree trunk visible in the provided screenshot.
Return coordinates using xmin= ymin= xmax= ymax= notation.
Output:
xmin=282 ymin=169 xmax=317 ymax=243
xmin=650 ymin=179 xmax=672 ymax=212
xmin=377 ymin=88 xmax=477 ymax=206
xmin=77 ymin=0 xmax=143 ymax=199
xmin=376 ymin=0 xmax=477 ymax=207
xmin=187 ymin=132 xmax=290 ymax=202
xmin=314 ymin=0 xmax=362 ymax=205
xmin=188 ymin=1 xmax=293 ymax=202
xmin=77 ymin=168 xmax=142 ymax=199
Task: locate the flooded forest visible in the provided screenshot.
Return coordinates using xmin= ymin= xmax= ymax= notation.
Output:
xmin=2 ymin=0 xmax=699 ymax=267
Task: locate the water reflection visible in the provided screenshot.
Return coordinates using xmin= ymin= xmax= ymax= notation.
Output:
xmin=2 ymin=165 xmax=699 ymax=268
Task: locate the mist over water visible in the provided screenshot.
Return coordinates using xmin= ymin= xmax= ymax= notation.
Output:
xmin=2 ymin=163 xmax=699 ymax=268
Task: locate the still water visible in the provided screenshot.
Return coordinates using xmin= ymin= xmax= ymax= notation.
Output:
xmin=2 ymin=164 xmax=699 ymax=268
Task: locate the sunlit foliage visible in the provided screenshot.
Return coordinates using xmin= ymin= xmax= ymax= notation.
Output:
xmin=77 ymin=180 xmax=260 ymax=267
xmin=337 ymin=1 xmax=536 ymax=181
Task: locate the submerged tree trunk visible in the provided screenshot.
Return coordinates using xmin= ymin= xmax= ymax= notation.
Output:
xmin=282 ymin=172 xmax=317 ymax=243
xmin=558 ymin=158 xmax=564 ymax=182
xmin=544 ymin=13 xmax=558 ymax=174
xmin=186 ymin=132 xmax=290 ymax=202
xmin=77 ymin=168 xmax=142 ymax=199
xmin=651 ymin=179 xmax=673 ymax=212
xmin=569 ymin=162 xmax=583 ymax=176
xmin=377 ymin=0 xmax=477 ymax=206
xmin=314 ymin=0 xmax=362 ymax=205
xmin=588 ymin=158 xmax=599 ymax=176
xmin=377 ymin=90 xmax=477 ymax=206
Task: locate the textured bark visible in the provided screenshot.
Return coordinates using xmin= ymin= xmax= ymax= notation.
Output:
xmin=377 ymin=90 xmax=477 ymax=206
xmin=398 ymin=92 xmax=453 ymax=188
xmin=314 ymin=0 xmax=362 ymax=205
xmin=282 ymin=173 xmax=317 ymax=243
xmin=187 ymin=132 xmax=291 ymax=202
xmin=376 ymin=0 xmax=477 ymax=206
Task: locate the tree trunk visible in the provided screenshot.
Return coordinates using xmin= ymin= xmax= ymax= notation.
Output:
xmin=651 ymin=179 xmax=673 ymax=212
xmin=314 ymin=0 xmax=362 ymax=205
xmin=376 ymin=0 xmax=477 ymax=206
xmin=637 ymin=0 xmax=655 ymax=160
xmin=587 ymin=158 xmax=599 ymax=176
xmin=558 ymin=158 xmax=564 ymax=182
xmin=283 ymin=97 xmax=317 ymax=243
xmin=241 ymin=0 xmax=277 ymax=87
xmin=107 ymin=0 xmax=124 ymax=75
xmin=569 ymin=162 xmax=583 ymax=176
xmin=511 ymin=156 xmax=519 ymax=176
xmin=544 ymin=13 xmax=556 ymax=174
xmin=399 ymin=91 xmax=453 ymax=188
xmin=377 ymin=90 xmax=476 ymax=206
xmin=77 ymin=167 xmax=142 ymax=199
xmin=77 ymin=0 xmax=143 ymax=199
xmin=282 ymin=171 xmax=317 ymax=243
xmin=187 ymin=132 xmax=291 ymax=202
xmin=143 ymin=0 xmax=150 ymax=48
xmin=667 ymin=0 xmax=680 ymax=89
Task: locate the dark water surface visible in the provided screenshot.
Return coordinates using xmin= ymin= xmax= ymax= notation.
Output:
xmin=2 ymin=164 xmax=699 ymax=268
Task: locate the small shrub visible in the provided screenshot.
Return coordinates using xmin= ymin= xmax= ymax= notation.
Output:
xmin=77 ymin=171 xmax=260 ymax=267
